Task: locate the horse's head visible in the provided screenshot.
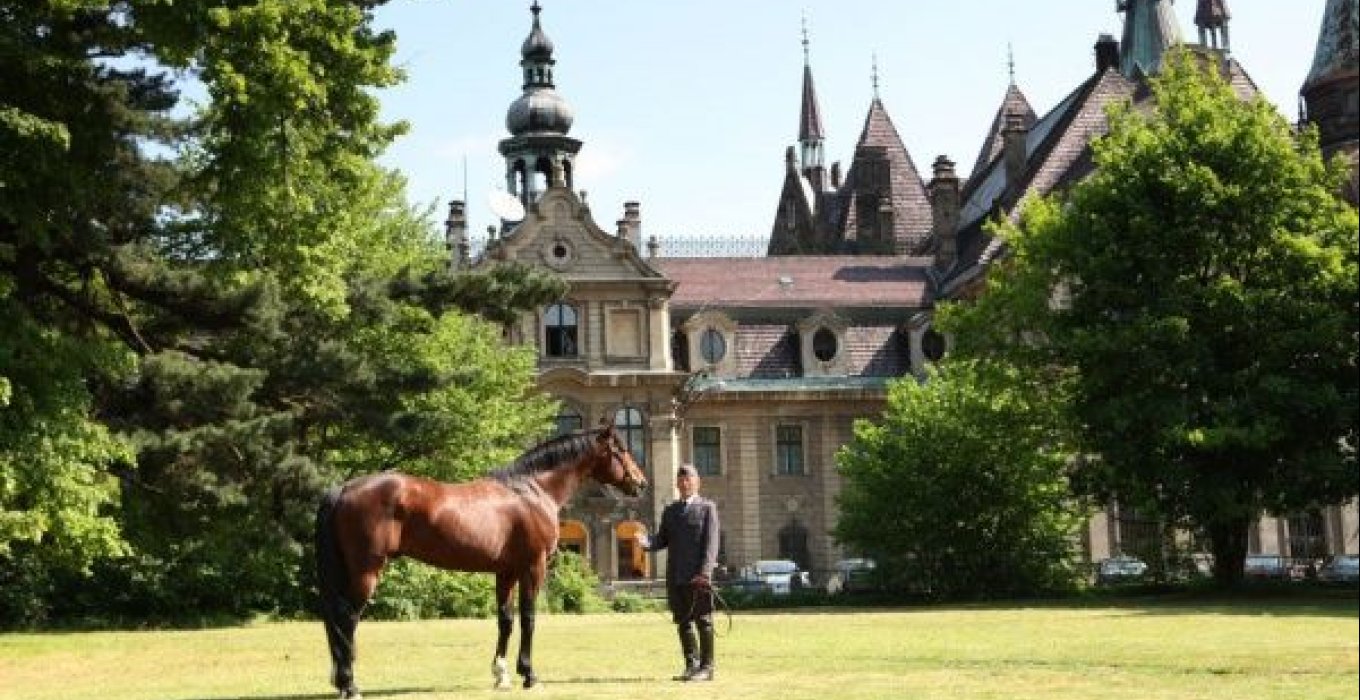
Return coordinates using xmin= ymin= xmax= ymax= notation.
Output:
xmin=593 ymin=422 xmax=647 ymax=497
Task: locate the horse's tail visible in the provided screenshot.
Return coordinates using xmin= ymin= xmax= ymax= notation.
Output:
xmin=316 ymin=486 xmax=358 ymax=692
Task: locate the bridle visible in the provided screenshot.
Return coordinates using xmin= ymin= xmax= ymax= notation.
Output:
xmin=600 ymin=433 xmax=645 ymax=496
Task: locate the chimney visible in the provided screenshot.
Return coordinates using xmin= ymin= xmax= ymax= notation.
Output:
xmin=444 ymin=200 xmax=468 ymax=269
xmin=929 ymin=156 xmax=961 ymax=273
xmin=785 ymin=145 xmax=797 ymax=174
xmin=830 ymin=161 xmax=842 ymax=189
xmin=621 ymin=201 xmax=642 ymax=250
xmin=1002 ymin=110 xmax=1028 ymax=192
xmin=1094 ymin=33 xmax=1120 ymax=73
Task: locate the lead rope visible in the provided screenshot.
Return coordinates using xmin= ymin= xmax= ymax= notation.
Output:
xmin=685 ymin=583 xmax=734 ymax=636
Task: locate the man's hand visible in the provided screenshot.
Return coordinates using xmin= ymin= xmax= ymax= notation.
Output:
xmin=689 ymin=574 xmax=711 ymax=590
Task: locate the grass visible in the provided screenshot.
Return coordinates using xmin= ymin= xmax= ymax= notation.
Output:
xmin=0 ymin=594 xmax=1355 ymax=700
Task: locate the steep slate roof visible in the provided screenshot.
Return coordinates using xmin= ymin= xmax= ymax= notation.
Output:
xmin=655 ymin=256 xmax=932 ymax=308
xmin=831 ymin=99 xmax=933 ymax=252
xmin=1305 ymin=0 xmax=1359 ymax=89
xmin=968 ymin=82 xmax=1039 ymax=179
xmin=946 ymin=48 xmax=1260 ymax=292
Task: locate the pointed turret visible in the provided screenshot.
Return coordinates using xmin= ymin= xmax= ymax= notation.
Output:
xmin=1117 ymin=0 xmax=1183 ymax=77
xmin=1194 ymin=0 xmax=1231 ymax=51
xmin=499 ymin=2 xmax=582 ymax=207
xmin=837 ymin=97 xmax=932 ymax=254
xmin=798 ymin=18 xmax=827 ymax=191
xmin=1301 ymin=0 xmax=1359 ymax=203
xmin=969 ymin=48 xmax=1038 ymax=179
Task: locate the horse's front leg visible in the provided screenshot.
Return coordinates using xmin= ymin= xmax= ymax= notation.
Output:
xmin=492 ymin=573 xmax=515 ymax=691
xmin=516 ymin=558 xmax=548 ymax=689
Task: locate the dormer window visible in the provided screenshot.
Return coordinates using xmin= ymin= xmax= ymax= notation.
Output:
xmin=811 ymin=327 xmax=838 ymax=362
xmin=699 ymin=328 xmax=727 ymax=364
xmin=545 ymin=303 xmax=578 ymax=357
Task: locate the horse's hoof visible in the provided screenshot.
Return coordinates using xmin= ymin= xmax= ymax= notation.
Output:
xmin=338 ymin=688 xmax=362 ymax=700
xmin=523 ymin=675 xmax=539 ymax=690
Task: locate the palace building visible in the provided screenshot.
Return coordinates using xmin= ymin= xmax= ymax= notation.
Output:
xmin=449 ymin=1 xmax=1359 ymax=583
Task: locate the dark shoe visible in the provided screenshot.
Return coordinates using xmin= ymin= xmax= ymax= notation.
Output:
xmin=686 ymin=666 xmax=714 ymax=682
xmin=672 ymin=664 xmax=699 ymax=681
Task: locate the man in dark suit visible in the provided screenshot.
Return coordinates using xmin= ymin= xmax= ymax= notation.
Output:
xmin=638 ymin=463 xmax=721 ymax=681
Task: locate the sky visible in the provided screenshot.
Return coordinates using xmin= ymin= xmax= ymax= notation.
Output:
xmin=371 ymin=1 xmax=1330 ymax=244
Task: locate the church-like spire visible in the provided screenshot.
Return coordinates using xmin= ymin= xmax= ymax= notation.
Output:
xmin=1194 ymin=0 xmax=1231 ymax=51
xmin=1117 ymin=0 xmax=1183 ymax=77
xmin=798 ymin=14 xmax=826 ymax=182
xmin=499 ymin=2 xmax=582 ymax=206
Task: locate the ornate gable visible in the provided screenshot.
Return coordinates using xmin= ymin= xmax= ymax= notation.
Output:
xmin=484 ymin=187 xmax=666 ymax=283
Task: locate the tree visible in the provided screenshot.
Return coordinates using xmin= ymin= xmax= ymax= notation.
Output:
xmin=834 ymin=360 xmax=1085 ymax=599
xmin=942 ymin=51 xmax=1359 ymax=587
xmin=1 ymin=1 xmax=566 ymax=622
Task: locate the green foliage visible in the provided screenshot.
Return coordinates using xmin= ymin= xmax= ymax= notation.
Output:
xmin=365 ymin=559 xmax=495 ymax=621
xmin=607 ymin=590 xmax=666 ymax=613
xmin=545 ymin=549 xmax=608 ymax=613
xmin=942 ymin=50 xmax=1359 ymax=586
xmin=0 ymin=2 xmax=566 ymax=624
xmin=835 ymin=360 xmax=1086 ymax=599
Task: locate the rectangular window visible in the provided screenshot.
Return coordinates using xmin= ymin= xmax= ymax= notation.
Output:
xmin=775 ymin=424 xmax=804 ymax=475
xmin=692 ymin=426 xmax=721 ymax=476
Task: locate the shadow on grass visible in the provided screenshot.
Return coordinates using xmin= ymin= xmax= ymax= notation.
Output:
xmin=548 ymin=675 xmax=658 ymax=685
xmin=177 ymin=688 xmax=435 ymax=700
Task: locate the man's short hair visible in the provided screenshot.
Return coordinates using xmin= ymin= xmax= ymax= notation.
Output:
xmin=677 ymin=464 xmax=698 ymax=478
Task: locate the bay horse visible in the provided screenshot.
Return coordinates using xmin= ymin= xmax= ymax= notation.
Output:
xmin=314 ymin=423 xmax=647 ymax=698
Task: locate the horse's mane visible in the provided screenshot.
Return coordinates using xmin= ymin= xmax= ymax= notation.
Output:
xmin=490 ymin=428 xmax=604 ymax=483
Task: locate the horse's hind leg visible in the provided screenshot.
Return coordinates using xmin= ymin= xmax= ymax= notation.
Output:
xmin=516 ymin=557 xmax=548 ymax=689
xmin=492 ymin=573 xmax=515 ymax=691
xmin=334 ymin=558 xmax=384 ymax=699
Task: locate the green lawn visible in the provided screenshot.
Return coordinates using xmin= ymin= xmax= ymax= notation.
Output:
xmin=1 ymin=596 xmax=1356 ymax=700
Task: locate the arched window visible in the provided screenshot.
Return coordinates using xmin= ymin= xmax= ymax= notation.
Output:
xmin=699 ymin=328 xmax=726 ymax=364
xmin=545 ymin=303 xmax=578 ymax=357
xmin=554 ymin=406 xmax=583 ymax=436
xmin=615 ymin=406 xmax=646 ymax=468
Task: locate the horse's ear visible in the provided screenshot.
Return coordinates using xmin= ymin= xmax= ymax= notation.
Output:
xmin=597 ymin=414 xmax=615 ymax=439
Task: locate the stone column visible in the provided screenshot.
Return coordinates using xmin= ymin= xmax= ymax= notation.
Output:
xmin=647 ymin=295 xmax=671 ymax=371
xmin=647 ymin=410 xmax=681 ymax=577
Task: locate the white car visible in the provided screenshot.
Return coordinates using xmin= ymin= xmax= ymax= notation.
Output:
xmin=749 ymin=559 xmax=810 ymax=595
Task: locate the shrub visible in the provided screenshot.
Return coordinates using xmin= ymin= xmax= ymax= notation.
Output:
xmin=544 ymin=550 xmax=607 ymax=613
xmin=366 ymin=559 xmax=495 ymax=620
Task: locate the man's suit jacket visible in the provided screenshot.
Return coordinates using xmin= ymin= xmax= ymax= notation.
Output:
xmin=647 ymin=496 xmax=720 ymax=586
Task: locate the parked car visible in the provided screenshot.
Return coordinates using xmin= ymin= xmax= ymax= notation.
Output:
xmin=1243 ymin=555 xmax=1292 ymax=581
xmin=1095 ymin=555 xmax=1148 ymax=585
xmin=739 ymin=559 xmax=811 ymax=596
xmin=827 ymin=558 xmax=878 ymax=594
xmin=1316 ymin=554 xmax=1360 ymax=585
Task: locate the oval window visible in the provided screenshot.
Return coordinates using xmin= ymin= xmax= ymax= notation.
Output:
xmin=922 ymin=329 xmax=947 ymax=362
xmin=812 ymin=328 xmax=838 ymax=362
xmin=699 ymin=328 xmax=726 ymax=364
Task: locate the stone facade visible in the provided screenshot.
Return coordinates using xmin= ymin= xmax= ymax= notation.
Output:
xmin=455 ymin=3 xmax=1359 ymax=584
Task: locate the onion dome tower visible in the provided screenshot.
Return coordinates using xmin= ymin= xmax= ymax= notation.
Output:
xmin=498 ymin=2 xmax=582 ymax=207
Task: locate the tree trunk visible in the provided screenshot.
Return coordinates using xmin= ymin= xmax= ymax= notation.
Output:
xmin=1206 ymin=516 xmax=1250 ymax=588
